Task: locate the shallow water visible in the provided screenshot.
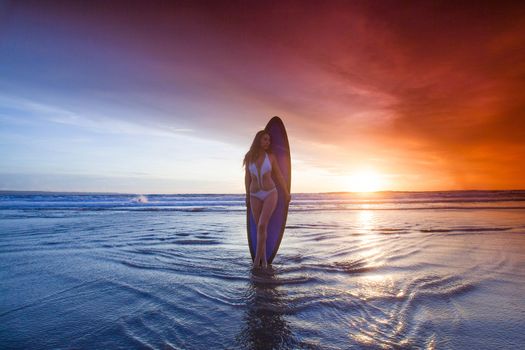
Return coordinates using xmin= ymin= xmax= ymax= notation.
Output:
xmin=1 ymin=191 xmax=524 ymax=349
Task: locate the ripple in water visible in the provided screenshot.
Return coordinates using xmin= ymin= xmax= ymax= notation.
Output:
xmin=1 ymin=193 xmax=525 ymax=348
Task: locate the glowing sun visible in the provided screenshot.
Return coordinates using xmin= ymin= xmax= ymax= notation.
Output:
xmin=346 ymin=169 xmax=384 ymax=192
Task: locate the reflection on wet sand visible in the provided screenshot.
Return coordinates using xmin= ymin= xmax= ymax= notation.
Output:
xmin=236 ymin=266 xmax=297 ymax=349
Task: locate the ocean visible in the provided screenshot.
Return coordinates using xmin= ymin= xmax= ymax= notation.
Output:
xmin=1 ymin=191 xmax=524 ymax=349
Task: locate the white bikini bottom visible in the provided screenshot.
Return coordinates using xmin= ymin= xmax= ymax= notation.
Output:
xmin=250 ymin=187 xmax=277 ymax=201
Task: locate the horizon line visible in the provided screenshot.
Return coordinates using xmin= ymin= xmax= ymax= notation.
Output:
xmin=1 ymin=189 xmax=525 ymax=195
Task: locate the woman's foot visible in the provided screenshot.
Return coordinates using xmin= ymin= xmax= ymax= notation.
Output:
xmin=259 ymin=256 xmax=268 ymax=268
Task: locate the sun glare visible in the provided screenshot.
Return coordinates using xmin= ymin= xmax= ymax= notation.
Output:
xmin=346 ymin=169 xmax=384 ymax=192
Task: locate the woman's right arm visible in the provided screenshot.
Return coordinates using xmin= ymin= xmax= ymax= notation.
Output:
xmin=244 ymin=167 xmax=251 ymax=206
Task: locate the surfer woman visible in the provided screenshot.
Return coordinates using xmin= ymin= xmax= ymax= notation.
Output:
xmin=243 ymin=130 xmax=291 ymax=268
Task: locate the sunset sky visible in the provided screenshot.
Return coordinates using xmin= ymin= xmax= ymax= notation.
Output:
xmin=1 ymin=1 xmax=525 ymax=193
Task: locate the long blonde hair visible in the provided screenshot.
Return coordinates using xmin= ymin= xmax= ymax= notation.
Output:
xmin=243 ymin=130 xmax=272 ymax=168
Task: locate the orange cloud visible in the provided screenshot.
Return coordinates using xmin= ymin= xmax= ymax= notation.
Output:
xmin=6 ymin=1 xmax=525 ymax=190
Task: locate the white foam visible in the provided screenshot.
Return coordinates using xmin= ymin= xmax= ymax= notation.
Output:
xmin=132 ymin=194 xmax=148 ymax=203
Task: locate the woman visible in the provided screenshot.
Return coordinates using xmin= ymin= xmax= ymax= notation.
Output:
xmin=243 ymin=130 xmax=291 ymax=268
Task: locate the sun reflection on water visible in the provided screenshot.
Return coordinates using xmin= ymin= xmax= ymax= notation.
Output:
xmin=346 ymin=209 xmax=412 ymax=347
xmin=358 ymin=209 xmax=374 ymax=229
xmin=357 ymin=210 xmax=381 ymax=259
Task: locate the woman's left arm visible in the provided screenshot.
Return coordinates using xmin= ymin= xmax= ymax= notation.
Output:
xmin=271 ymin=154 xmax=291 ymax=202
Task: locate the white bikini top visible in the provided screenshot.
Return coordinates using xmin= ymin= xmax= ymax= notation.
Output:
xmin=249 ymin=152 xmax=272 ymax=188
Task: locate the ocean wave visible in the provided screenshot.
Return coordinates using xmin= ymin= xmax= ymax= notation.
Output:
xmin=420 ymin=227 xmax=512 ymax=233
xmin=2 ymin=205 xmax=525 ymax=215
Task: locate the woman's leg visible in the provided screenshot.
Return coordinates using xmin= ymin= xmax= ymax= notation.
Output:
xmin=255 ymin=190 xmax=278 ymax=268
xmin=250 ymin=195 xmax=263 ymax=266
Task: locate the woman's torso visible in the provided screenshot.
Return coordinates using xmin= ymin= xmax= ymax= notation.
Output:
xmin=248 ymin=152 xmax=276 ymax=192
